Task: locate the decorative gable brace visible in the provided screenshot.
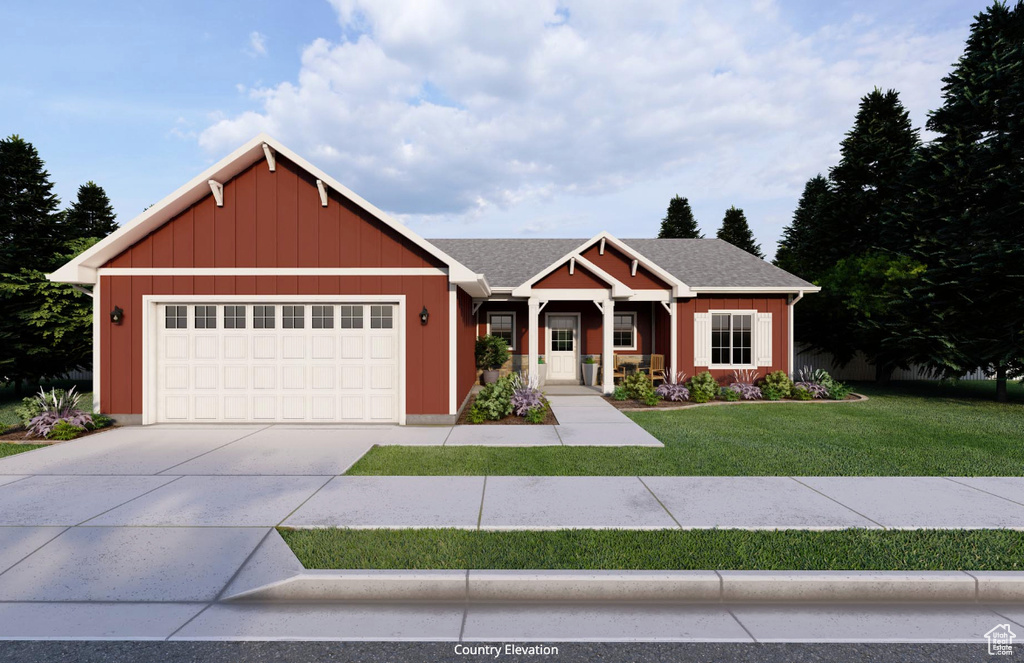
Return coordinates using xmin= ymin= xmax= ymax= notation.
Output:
xmin=208 ymin=180 xmax=224 ymax=207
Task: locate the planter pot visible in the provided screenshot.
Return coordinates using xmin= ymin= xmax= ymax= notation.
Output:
xmin=537 ymin=364 xmax=547 ymax=386
xmin=482 ymin=369 xmax=500 ymax=385
xmin=582 ymin=363 xmax=600 ymax=386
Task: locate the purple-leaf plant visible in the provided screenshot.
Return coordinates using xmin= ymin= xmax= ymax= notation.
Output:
xmin=730 ymin=369 xmax=762 ymax=400
xmin=655 ymin=369 xmax=690 ymax=402
xmin=26 ymin=386 xmax=93 ymax=439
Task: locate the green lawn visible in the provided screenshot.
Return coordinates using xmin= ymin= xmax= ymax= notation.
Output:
xmin=0 ymin=443 xmax=45 ymax=459
xmin=347 ymin=381 xmax=1024 ymax=476
xmin=280 ymin=528 xmax=1024 ymax=571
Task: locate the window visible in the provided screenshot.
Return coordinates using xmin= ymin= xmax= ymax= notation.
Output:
xmin=224 ymin=305 xmax=246 ymax=329
xmin=253 ymin=305 xmax=276 ymax=329
xmin=488 ymin=313 xmax=515 ymax=350
xmin=613 ymin=313 xmax=635 ymax=349
xmin=283 ymin=305 xmax=304 ymax=329
xmin=711 ymin=313 xmax=752 ymax=366
xmin=194 ymin=305 xmax=217 ymax=329
xmin=370 ymin=305 xmax=393 ymax=329
xmin=340 ymin=305 xmax=363 ymax=329
xmin=312 ymin=305 xmax=334 ymax=329
xmin=164 ymin=305 xmax=187 ymax=329
xmin=550 ymin=329 xmax=574 ymax=352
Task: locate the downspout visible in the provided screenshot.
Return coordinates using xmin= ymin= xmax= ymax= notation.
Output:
xmin=70 ymin=284 xmax=94 ymax=298
xmin=788 ymin=290 xmax=804 ymax=377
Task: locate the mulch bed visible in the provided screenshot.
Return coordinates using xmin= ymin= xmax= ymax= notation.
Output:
xmin=456 ymin=395 xmax=560 ymax=425
xmin=0 ymin=425 xmax=120 ymax=444
xmin=605 ymin=394 xmax=865 ymax=410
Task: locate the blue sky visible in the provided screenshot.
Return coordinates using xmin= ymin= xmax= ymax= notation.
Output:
xmin=1 ymin=0 xmax=990 ymax=257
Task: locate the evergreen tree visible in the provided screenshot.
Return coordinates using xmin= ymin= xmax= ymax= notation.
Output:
xmin=774 ymin=175 xmax=834 ymax=280
xmin=715 ymin=206 xmax=763 ymax=258
xmin=64 ymin=181 xmax=117 ymax=237
xmin=0 ymin=135 xmax=63 ymax=273
xmin=905 ymin=1 xmax=1024 ymax=401
xmin=658 ymin=195 xmax=703 ymax=238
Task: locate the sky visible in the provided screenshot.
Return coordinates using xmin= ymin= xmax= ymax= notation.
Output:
xmin=0 ymin=0 xmax=991 ymax=259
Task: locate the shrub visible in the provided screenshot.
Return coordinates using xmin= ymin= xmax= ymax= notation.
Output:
xmin=797 ymin=366 xmax=830 ymax=384
xmin=510 ymin=373 xmax=544 ymax=417
xmin=26 ymin=387 xmax=93 ymax=439
xmin=475 ymin=335 xmax=510 ymax=370
xmin=47 ymin=420 xmax=85 ymax=441
xmin=467 ymin=404 xmax=487 ymax=424
xmin=655 ymin=383 xmax=690 ymax=402
xmin=688 ymin=371 xmax=719 ymax=403
xmin=719 ymin=385 xmax=741 ymax=401
xmin=15 ymin=388 xmax=77 ymax=427
xmin=621 ymin=371 xmax=656 ymax=401
xmin=792 ymin=386 xmax=814 ymax=401
xmin=642 ymin=392 xmax=661 ymax=406
xmin=583 ymin=356 xmax=598 ymax=364
xmin=761 ymin=383 xmax=784 ymax=401
xmin=826 ymin=380 xmax=852 ymax=400
xmin=473 ymin=374 xmax=516 ymax=420
xmin=88 ymin=414 xmax=114 ymax=430
xmin=733 ymin=383 xmax=763 ymax=400
xmin=761 ymin=371 xmax=793 ymax=399
xmin=793 ymin=381 xmax=828 ymax=399
xmin=611 ymin=386 xmax=629 ymax=401
xmin=525 ymin=406 xmax=546 ymax=424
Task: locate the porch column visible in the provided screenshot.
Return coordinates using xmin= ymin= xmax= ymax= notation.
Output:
xmin=528 ymin=297 xmax=539 ymax=382
xmin=670 ymin=300 xmax=678 ymax=377
xmin=602 ymin=298 xmax=614 ymax=394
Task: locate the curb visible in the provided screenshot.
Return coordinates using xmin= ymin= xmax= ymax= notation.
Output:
xmin=613 ymin=392 xmax=869 ymax=412
xmin=224 ymin=569 xmax=1024 ymax=603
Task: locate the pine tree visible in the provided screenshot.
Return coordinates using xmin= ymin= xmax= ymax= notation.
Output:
xmin=774 ymin=175 xmax=834 ymax=280
xmin=715 ymin=206 xmax=763 ymax=258
xmin=657 ymin=195 xmax=703 ymax=238
xmin=0 ymin=135 xmax=63 ymax=273
xmin=906 ymin=1 xmax=1024 ymax=402
xmin=64 ymin=181 xmax=117 ymax=238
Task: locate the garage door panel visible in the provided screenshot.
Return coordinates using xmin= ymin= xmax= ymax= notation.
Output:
xmin=155 ymin=302 xmax=399 ymax=423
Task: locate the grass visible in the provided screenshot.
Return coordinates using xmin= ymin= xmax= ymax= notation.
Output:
xmin=0 ymin=443 xmax=45 ymax=459
xmin=347 ymin=381 xmax=1024 ymax=476
xmin=279 ymin=527 xmax=1024 ymax=571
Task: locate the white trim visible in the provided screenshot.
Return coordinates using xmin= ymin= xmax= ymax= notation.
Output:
xmin=593 ymin=300 xmax=604 ymax=314
xmin=140 ymin=294 xmax=407 ymax=425
xmin=512 ymin=252 xmax=633 ymax=299
xmin=602 ymin=300 xmax=614 ymax=394
xmin=316 ymin=179 xmax=328 ymax=207
xmin=545 ymin=311 xmax=581 ymax=383
xmin=208 ymin=180 xmax=223 ymax=207
xmin=599 ymin=238 xmax=606 ymax=255
xmin=92 ymin=280 xmax=101 ymax=414
xmin=669 ymin=300 xmax=678 ymax=374
xmin=612 ymin=311 xmax=637 ymax=351
xmin=449 ymin=283 xmax=457 ymax=415
xmin=97 ymin=267 xmax=446 ymax=277
xmin=706 ymin=309 xmax=757 ymax=370
xmin=471 ymin=301 xmax=483 ymax=316
xmin=660 ymin=300 xmax=672 ymax=315
xmin=262 ymin=142 xmax=276 ymax=171
xmin=537 ymin=301 xmax=548 ymax=314
xmin=528 ymin=298 xmax=539 ymax=383
xmin=788 ymin=290 xmax=804 ymax=376
xmin=486 ymin=310 xmax=517 ymax=351
xmin=692 ymin=286 xmax=821 ymax=294
xmin=630 ymin=259 xmax=638 ymax=277
xmin=568 ymin=257 xmax=575 ymax=276
xmin=650 ymin=302 xmax=656 ymax=355
xmin=587 ymin=232 xmax=694 ymax=298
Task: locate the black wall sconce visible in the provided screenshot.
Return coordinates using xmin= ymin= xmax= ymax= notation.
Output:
xmin=419 ymin=306 xmax=429 ymax=325
xmin=110 ymin=306 xmax=124 ymax=326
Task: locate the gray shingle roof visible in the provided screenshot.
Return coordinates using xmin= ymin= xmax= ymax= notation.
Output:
xmin=430 ymin=237 xmax=814 ymax=290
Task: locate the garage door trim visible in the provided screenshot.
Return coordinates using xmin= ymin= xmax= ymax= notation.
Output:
xmin=141 ymin=294 xmax=407 ymax=425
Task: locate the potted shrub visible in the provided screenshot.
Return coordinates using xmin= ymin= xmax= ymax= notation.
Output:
xmin=581 ymin=356 xmax=600 ymax=386
xmin=475 ymin=335 xmax=510 ymax=384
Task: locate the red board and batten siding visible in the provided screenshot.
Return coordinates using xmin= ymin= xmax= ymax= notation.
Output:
xmin=98 ymin=155 xmax=453 ymax=417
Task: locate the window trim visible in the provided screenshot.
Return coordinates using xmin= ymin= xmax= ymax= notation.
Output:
xmin=486 ymin=311 xmax=517 ymax=351
xmin=708 ymin=309 xmax=756 ymax=369
xmin=612 ymin=311 xmax=637 ymax=351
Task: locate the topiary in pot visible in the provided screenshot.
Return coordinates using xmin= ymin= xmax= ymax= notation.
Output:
xmin=476 ymin=335 xmax=511 ymax=384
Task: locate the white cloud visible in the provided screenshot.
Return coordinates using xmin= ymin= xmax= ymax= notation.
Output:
xmin=247 ymin=31 xmax=268 ymax=57
xmin=201 ymin=1 xmax=973 ymax=250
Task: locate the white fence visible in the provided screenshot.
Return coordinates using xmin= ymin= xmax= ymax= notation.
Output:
xmin=793 ymin=346 xmax=991 ymax=382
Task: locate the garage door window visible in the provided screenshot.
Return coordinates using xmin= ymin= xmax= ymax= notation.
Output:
xmin=224 ymin=305 xmax=246 ymax=329
xmin=371 ymin=305 xmax=393 ymax=329
xmin=195 ymin=305 xmax=217 ymax=329
xmin=253 ymin=305 xmax=275 ymax=329
xmin=283 ymin=305 xmax=304 ymax=329
xmin=312 ymin=305 xmax=334 ymax=329
xmin=165 ymin=305 xmax=187 ymax=329
xmin=340 ymin=305 xmax=363 ymax=329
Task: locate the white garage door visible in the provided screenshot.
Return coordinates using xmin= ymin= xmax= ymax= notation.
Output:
xmin=154 ymin=302 xmax=399 ymax=423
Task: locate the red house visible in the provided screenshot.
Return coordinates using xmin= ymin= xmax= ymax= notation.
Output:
xmin=49 ymin=135 xmax=818 ymax=425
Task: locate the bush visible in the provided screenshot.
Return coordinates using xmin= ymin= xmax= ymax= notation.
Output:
xmin=467 ymin=404 xmax=487 ymax=424
xmin=792 ymin=386 xmax=814 ymax=401
xmin=719 ymin=386 xmax=741 ymax=401
xmin=733 ymin=383 xmax=763 ymax=400
xmin=611 ymin=386 xmax=629 ymax=401
xmin=688 ymin=371 xmax=719 ymax=403
xmin=475 ymin=335 xmax=510 ymax=370
xmin=15 ymin=388 xmax=77 ymax=427
xmin=621 ymin=371 xmax=656 ymax=401
xmin=642 ymin=392 xmax=661 ymax=406
xmin=655 ymin=383 xmax=690 ymax=402
xmin=794 ymin=381 xmax=828 ymax=399
xmin=26 ymin=387 xmax=92 ymax=439
xmin=524 ymin=406 xmax=546 ymax=424
xmin=88 ymin=414 xmax=114 ymax=430
xmin=473 ymin=375 xmax=516 ymax=420
xmin=761 ymin=371 xmax=793 ymax=399
xmin=761 ymin=383 xmax=784 ymax=401
xmin=511 ymin=376 xmax=544 ymax=417
xmin=47 ymin=420 xmax=84 ymax=441
xmin=826 ymin=380 xmax=852 ymax=400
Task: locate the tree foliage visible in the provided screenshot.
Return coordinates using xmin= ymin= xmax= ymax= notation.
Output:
xmin=64 ymin=181 xmax=117 ymax=238
xmin=774 ymin=175 xmax=834 ymax=280
xmin=0 ymin=136 xmax=63 ymax=273
xmin=658 ymin=195 xmax=703 ymax=238
xmin=715 ymin=206 xmax=763 ymax=258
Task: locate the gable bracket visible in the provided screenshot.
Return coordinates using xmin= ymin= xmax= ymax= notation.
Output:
xmin=593 ymin=300 xmax=605 ymax=314
xmin=661 ymin=301 xmax=672 ymax=315
xmin=599 ymin=238 xmax=606 ymax=255
xmin=262 ymin=143 xmax=276 ymax=172
xmin=208 ymin=180 xmax=224 ymax=207
xmin=472 ymin=301 xmax=483 ymax=316
xmin=630 ymin=259 xmax=638 ymax=277
xmin=537 ymin=301 xmax=548 ymax=313
xmin=569 ymin=257 xmax=575 ymax=275
xmin=316 ymin=179 xmax=329 ymax=207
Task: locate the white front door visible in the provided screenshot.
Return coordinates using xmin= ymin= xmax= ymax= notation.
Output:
xmin=546 ymin=315 xmax=579 ymax=381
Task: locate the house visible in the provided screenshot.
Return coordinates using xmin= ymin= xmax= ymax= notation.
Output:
xmin=49 ymin=135 xmax=819 ymax=426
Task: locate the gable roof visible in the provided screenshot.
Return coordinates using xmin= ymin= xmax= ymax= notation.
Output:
xmin=432 ymin=237 xmax=817 ymax=292
xmin=48 ymin=134 xmax=491 ymax=296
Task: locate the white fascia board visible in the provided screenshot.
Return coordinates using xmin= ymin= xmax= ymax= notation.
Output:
xmin=692 ymin=286 xmax=822 ymax=294
xmin=591 ymin=231 xmax=695 ymax=298
xmin=510 ymin=237 xmax=634 ymax=298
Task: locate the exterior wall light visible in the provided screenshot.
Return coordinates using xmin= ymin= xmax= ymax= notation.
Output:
xmin=420 ymin=306 xmax=429 ymax=325
xmin=110 ymin=306 xmax=124 ymax=325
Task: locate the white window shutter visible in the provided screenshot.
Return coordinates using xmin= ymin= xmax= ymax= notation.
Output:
xmin=693 ymin=313 xmax=711 ymax=366
xmin=756 ymin=312 xmax=773 ymax=367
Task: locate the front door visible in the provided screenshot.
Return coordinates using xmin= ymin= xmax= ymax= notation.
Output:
xmin=547 ymin=315 xmax=579 ymax=381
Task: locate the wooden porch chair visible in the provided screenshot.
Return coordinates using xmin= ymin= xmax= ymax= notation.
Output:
xmin=612 ymin=355 xmax=628 ymax=383
xmin=649 ymin=354 xmax=666 ymax=384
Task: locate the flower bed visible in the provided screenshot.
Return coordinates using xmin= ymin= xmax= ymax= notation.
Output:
xmin=461 ymin=373 xmax=557 ymax=425
xmin=4 ymin=387 xmax=115 ymax=442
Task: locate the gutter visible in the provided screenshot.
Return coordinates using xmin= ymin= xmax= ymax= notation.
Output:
xmin=788 ymin=289 xmax=804 ymax=377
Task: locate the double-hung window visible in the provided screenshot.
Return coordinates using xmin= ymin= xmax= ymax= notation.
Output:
xmin=711 ymin=312 xmax=752 ymax=366
xmin=613 ymin=313 xmax=635 ymax=350
xmin=487 ymin=313 xmax=515 ymax=350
